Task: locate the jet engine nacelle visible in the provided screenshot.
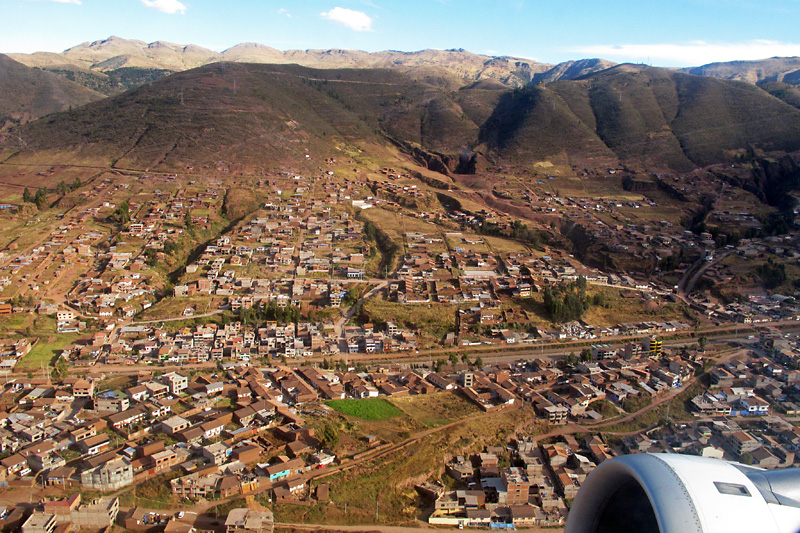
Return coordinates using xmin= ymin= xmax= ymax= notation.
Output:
xmin=565 ymin=453 xmax=800 ymax=533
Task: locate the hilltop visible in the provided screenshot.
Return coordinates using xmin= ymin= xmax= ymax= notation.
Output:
xmin=684 ymin=56 xmax=800 ymax=85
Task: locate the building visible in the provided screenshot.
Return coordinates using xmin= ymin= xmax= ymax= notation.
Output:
xmin=726 ymin=431 xmax=762 ymax=457
xmin=224 ymin=508 xmax=274 ymax=533
xmin=161 ymin=372 xmax=188 ymax=395
xmin=21 ymin=513 xmax=57 ymax=533
xmin=81 ymin=457 xmax=134 ymax=490
xmin=643 ymin=337 xmax=662 ymax=356
xmin=94 ymin=390 xmax=129 ymax=412
xmin=73 ymin=379 xmax=95 ymax=398
xmin=161 ymin=415 xmax=191 ymax=435
xmin=202 ymin=442 xmax=230 ymax=466
xmin=590 ymin=344 xmax=616 ymax=360
xmin=502 ymin=467 xmax=531 ymax=505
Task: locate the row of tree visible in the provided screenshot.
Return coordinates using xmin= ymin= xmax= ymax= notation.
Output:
xmin=21 ymin=187 xmax=48 ymax=209
xmin=22 ymin=179 xmax=83 ymax=210
xmin=542 ymin=277 xmax=590 ymax=323
xmin=238 ymin=301 xmax=302 ymax=326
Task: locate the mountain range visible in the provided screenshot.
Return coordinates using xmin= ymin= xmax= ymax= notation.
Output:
xmin=7 ymin=36 xmax=616 ymax=89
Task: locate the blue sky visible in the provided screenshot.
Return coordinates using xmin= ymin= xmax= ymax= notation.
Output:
xmin=2 ymin=0 xmax=800 ymax=67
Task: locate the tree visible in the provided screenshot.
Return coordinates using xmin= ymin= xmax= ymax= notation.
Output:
xmin=461 ymin=352 xmax=470 ymax=366
xmin=319 ymin=423 xmax=339 ymax=450
xmin=542 ymin=278 xmax=590 ymax=323
xmin=71 ymin=177 xmax=82 ymax=191
xmin=34 ymin=188 xmax=47 ymax=210
xmin=184 ymin=211 xmax=194 ymax=230
xmin=144 ymin=248 xmax=158 ymax=267
xmin=474 ymin=356 xmax=484 ymax=369
xmin=22 ymin=187 xmax=32 ymax=203
xmin=757 ymin=258 xmax=786 ymax=289
xmin=738 ymin=452 xmax=754 ymax=465
xmin=448 ymin=352 xmax=458 ymax=369
xmin=698 ymin=336 xmax=708 ymax=353
xmin=52 ymin=357 xmax=68 ymax=380
xmin=113 ymin=200 xmax=130 ymax=225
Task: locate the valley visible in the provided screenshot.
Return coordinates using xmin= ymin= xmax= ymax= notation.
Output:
xmin=1 ymin=38 xmax=800 ymax=533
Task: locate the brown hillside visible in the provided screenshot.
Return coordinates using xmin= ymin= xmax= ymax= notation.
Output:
xmin=0 ymin=54 xmax=104 ymax=130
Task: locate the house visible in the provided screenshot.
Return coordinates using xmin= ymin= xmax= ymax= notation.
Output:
xmin=81 ymin=457 xmax=134 ymax=490
xmin=161 ymin=372 xmax=188 ymax=395
xmin=27 ymin=452 xmax=65 ymax=473
xmin=78 ymin=434 xmax=111 ymax=456
xmin=231 ymin=444 xmax=262 ymax=465
xmin=73 ymin=379 xmax=95 ymax=398
xmin=224 ymin=508 xmax=274 ymax=533
xmin=107 ymin=405 xmax=149 ymax=430
xmin=161 ymin=415 xmax=191 ymax=435
xmin=202 ymin=442 xmax=230 ymax=466
xmin=200 ymin=418 xmax=226 ymax=440
xmin=263 ymin=458 xmax=305 ymax=482
xmin=1 ymin=453 xmax=30 ymax=477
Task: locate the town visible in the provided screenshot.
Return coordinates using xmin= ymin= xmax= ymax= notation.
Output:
xmin=0 ymin=161 xmax=800 ymax=533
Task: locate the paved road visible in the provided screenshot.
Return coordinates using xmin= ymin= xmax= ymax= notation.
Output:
xmin=132 ymin=309 xmax=224 ymax=324
xmin=274 ymin=522 xmax=557 ymax=532
xmin=334 ymin=280 xmax=390 ymax=336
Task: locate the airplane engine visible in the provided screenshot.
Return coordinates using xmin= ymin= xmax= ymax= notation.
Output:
xmin=565 ymin=453 xmax=800 ymax=533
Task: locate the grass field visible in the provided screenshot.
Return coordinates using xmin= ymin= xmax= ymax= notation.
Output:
xmin=326 ymin=398 xmax=403 ymax=420
xmin=16 ymin=334 xmax=78 ymax=371
xmin=360 ymin=299 xmax=455 ymax=345
xmin=389 ymin=391 xmax=480 ymax=427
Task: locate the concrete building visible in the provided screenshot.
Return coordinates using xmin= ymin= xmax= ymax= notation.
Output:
xmin=161 ymin=415 xmax=191 ymax=435
xmin=726 ymin=431 xmax=762 ymax=457
xmin=225 ymin=508 xmax=274 ymax=533
xmin=502 ymin=467 xmax=531 ymax=505
xmin=70 ymin=497 xmax=120 ymax=528
xmin=161 ymin=372 xmax=188 ymax=395
xmin=81 ymin=457 xmax=134 ymax=490
xmin=21 ymin=513 xmax=57 ymax=533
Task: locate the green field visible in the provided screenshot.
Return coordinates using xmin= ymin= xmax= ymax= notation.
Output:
xmin=326 ymin=398 xmax=403 ymax=420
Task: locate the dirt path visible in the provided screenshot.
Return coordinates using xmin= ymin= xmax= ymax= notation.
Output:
xmin=334 ymin=280 xmax=390 ymax=337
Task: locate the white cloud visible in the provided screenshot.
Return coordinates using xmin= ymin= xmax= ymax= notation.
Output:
xmin=321 ymin=7 xmax=373 ymax=32
xmin=26 ymin=0 xmax=82 ymax=4
xmin=278 ymin=8 xmax=291 ymax=18
xmin=573 ymin=40 xmax=800 ymax=67
xmin=141 ymin=0 xmax=187 ymax=15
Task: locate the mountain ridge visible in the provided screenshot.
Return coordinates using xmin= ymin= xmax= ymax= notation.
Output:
xmin=7 ymin=35 xmax=615 ymax=89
